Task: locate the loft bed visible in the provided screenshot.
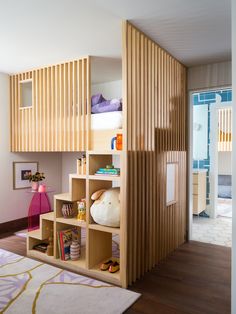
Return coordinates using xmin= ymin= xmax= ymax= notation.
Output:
xmin=11 ymin=22 xmax=187 ymax=288
xmin=10 ymin=56 xmax=122 ymax=152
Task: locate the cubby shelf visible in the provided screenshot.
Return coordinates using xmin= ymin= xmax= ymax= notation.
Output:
xmin=56 ymin=217 xmax=86 ymax=228
xmin=70 ymin=174 xmax=86 ymax=179
xmin=27 ymin=150 xmax=124 ymax=288
xmin=88 ymin=150 xmax=122 ymax=155
xmin=54 ymin=193 xmax=71 ymax=202
xmin=28 ymin=249 xmax=86 ymax=270
xmin=27 ymin=229 xmax=41 ymax=239
xmin=90 ymin=257 xmax=120 ymax=285
xmin=56 ymin=256 xmax=86 ymax=270
xmin=27 ymin=249 xmax=55 ymax=262
xmin=56 ymin=246 xmax=86 ymax=269
xmin=41 ymin=212 xmax=54 ymax=221
xmin=89 ymin=175 xmax=120 ymax=182
xmin=89 ymin=224 xmax=120 ymax=235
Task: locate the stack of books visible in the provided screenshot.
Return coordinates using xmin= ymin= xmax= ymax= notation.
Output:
xmin=95 ymin=166 xmax=120 ymax=177
xmin=33 ymin=242 xmax=48 ymax=253
xmin=57 ymin=227 xmax=80 ymax=261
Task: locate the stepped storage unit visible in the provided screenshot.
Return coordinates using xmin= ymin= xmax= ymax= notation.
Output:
xmin=27 ymin=151 xmax=123 ymax=286
xmin=24 ymin=21 xmax=188 ymax=287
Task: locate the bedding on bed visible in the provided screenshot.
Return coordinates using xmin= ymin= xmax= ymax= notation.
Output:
xmin=91 ymin=111 xmax=122 ymax=130
xmin=91 ymin=93 xmax=122 ymax=114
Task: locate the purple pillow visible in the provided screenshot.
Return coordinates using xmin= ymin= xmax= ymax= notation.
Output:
xmin=91 ymin=98 xmax=122 ymax=114
xmin=91 ymin=94 xmax=106 ymax=107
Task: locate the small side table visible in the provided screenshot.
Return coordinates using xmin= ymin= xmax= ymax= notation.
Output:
xmin=27 ymin=188 xmax=54 ymax=231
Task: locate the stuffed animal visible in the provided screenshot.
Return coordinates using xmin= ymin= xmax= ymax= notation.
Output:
xmin=90 ymin=187 xmax=120 ymax=227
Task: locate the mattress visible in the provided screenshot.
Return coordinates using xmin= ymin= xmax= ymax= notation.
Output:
xmin=91 ymin=111 xmax=122 ymax=130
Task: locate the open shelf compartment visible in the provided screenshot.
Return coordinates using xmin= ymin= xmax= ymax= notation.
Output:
xmin=55 ymin=221 xmax=87 ymax=269
xmin=88 ymin=229 xmax=120 ymax=282
xmin=88 ymin=153 xmax=121 ymax=179
xmin=69 ymin=175 xmax=86 ymax=201
xmin=27 ymin=219 xmax=54 ymax=259
xmin=87 ymin=179 xmax=112 ymax=224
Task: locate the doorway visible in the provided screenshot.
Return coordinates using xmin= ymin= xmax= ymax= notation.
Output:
xmin=190 ymin=88 xmax=232 ymax=247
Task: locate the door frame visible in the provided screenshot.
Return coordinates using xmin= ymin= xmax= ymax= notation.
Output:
xmin=188 ymin=87 xmax=231 ymax=240
xmin=210 ymin=102 xmax=232 ymax=219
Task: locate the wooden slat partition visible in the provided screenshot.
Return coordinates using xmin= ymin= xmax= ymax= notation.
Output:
xmin=122 ymin=21 xmax=187 ymax=285
xmin=10 ymin=57 xmax=90 ymax=152
xmin=218 ymin=107 xmax=232 ymax=151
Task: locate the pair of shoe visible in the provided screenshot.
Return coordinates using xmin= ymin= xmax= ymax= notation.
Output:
xmin=100 ymin=259 xmax=120 ymax=273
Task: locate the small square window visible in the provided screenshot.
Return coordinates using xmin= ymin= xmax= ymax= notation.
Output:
xmin=20 ymin=80 xmax=32 ymax=108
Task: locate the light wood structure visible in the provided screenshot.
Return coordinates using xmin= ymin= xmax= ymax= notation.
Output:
xmin=122 ymin=22 xmax=187 ymax=285
xmin=10 ymin=58 xmax=90 ymax=152
xmin=27 ymin=156 xmax=122 ymax=286
xmin=192 ymin=171 xmax=207 ymax=215
xmin=24 ymin=21 xmax=187 ymax=288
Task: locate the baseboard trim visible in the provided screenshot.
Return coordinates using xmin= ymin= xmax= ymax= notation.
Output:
xmin=0 ymin=217 xmax=28 ymax=235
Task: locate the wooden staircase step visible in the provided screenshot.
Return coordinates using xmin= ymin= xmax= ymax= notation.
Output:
xmin=54 ymin=192 xmax=71 ymax=202
xmin=40 ymin=212 xmax=55 ymax=221
xmin=27 ymin=229 xmax=42 ymax=240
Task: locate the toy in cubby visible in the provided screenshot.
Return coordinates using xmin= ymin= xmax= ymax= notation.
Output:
xmin=70 ymin=232 xmax=81 ymax=261
xmin=77 ymin=199 xmax=86 ymax=222
xmin=77 ymin=155 xmax=86 ymax=175
xmin=61 ymin=202 xmax=76 ymax=218
xmin=90 ymin=187 xmax=120 ymax=227
xmin=57 ymin=227 xmax=81 ymax=261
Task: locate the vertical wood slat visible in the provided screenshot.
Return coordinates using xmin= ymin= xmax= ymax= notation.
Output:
xmin=219 ymin=107 xmax=232 ymax=152
xmin=123 ymin=21 xmax=187 ymax=285
xmin=77 ymin=60 xmax=82 ymax=151
xmin=10 ymin=57 xmax=90 ymax=152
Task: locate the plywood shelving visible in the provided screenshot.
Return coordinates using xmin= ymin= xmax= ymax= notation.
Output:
xmin=28 ymin=150 xmax=123 ymax=286
xmin=88 ymin=175 xmax=120 ymax=182
xmin=89 ymin=223 xmax=120 ymax=235
xmin=56 ymin=217 xmax=86 ymax=228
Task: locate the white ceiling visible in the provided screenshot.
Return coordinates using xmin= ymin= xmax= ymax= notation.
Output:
xmin=0 ymin=0 xmax=231 ymax=74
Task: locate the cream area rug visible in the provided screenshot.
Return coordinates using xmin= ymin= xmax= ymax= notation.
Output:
xmin=0 ymin=249 xmax=140 ymax=314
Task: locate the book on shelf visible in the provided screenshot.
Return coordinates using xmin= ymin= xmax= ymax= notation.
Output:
xmin=98 ymin=168 xmax=120 ymax=173
xmin=57 ymin=232 xmax=62 ymax=259
xmin=33 ymin=242 xmax=48 ymax=253
xmin=95 ymin=168 xmax=120 ymax=176
xmin=57 ymin=227 xmax=80 ymax=261
xmin=94 ymin=173 xmax=120 ymax=177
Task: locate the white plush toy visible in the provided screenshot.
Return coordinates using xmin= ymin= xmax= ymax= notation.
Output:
xmin=90 ymin=187 xmax=120 ymax=227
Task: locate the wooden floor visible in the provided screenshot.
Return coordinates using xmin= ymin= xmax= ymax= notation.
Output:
xmin=0 ymin=234 xmax=231 ymax=314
